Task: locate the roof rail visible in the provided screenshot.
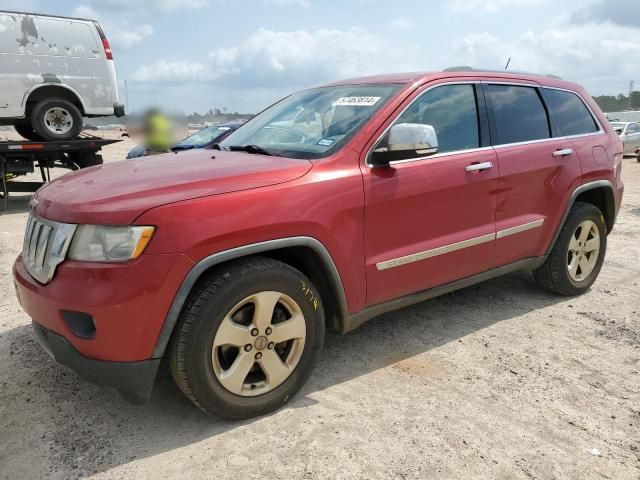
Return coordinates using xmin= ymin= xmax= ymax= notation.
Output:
xmin=443 ymin=66 xmax=562 ymax=80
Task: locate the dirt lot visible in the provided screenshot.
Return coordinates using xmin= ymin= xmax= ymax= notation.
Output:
xmin=0 ymin=134 xmax=638 ymax=479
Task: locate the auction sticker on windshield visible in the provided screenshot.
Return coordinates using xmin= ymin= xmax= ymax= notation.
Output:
xmin=332 ymin=96 xmax=381 ymax=107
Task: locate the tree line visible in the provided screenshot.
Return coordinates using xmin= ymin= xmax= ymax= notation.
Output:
xmin=593 ymin=91 xmax=640 ymax=113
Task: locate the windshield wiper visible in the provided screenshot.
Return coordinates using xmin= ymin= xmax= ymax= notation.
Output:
xmin=228 ymin=144 xmax=280 ymax=156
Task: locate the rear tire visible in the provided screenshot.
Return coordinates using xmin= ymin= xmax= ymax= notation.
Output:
xmin=13 ymin=123 xmax=43 ymax=141
xmin=30 ymin=98 xmax=83 ymax=141
xmin=169 ymin=257 xmax=325 ymax=419
xmin=533 ymin=202 xmax=607 ymax=296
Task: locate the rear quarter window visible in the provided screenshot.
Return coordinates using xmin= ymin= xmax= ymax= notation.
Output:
xmin=0 ymin=14 xmax=99 ymax=58
xmin=487 ymin=84 xmax=550 ymax=145
xmin=540 ymin=88 xmax=599 ymax=137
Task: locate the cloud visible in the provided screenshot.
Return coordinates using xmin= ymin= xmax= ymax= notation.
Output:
xmin=133 ymin=60 xmax=216 ymax=84
xmin=84 ymin=0 xmax=207 ymax=13
xmin=207 ymin=27 xmax=422 ymax=88
xmin=262 ymin=0 xmax=310 ymax=7
xmin=447 ymin=0 xmax=548 ymax=13
xmin=451 ymin=22 xmax=640 ymax=94
xmin=391 ymin=17 xmax=415 ymax=30
xmin=72 ymin=4 xmax=153 ymax=49
xmin=572 ymin=0 xmax=640 ymax=28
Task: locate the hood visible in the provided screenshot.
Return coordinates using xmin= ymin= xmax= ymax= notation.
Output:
xmin=35 ymin=150 xmax=312 ymax=224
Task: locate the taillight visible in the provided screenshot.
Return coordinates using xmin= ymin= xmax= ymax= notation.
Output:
xmin=102 ymin=38 xmax=113 ymax=60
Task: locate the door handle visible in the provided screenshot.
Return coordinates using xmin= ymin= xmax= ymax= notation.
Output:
xmin=465 ymin=161 xmax=493 ymax=172
xmin=552 ymin=148 xmax=573 ymax=157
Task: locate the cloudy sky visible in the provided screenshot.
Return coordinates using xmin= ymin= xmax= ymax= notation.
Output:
xmin=5 ymin=0 xmax=640 ymax=113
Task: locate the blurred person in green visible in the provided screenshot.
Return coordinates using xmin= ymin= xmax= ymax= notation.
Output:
xmin=144 ymin=109 xmax=173 ymax=155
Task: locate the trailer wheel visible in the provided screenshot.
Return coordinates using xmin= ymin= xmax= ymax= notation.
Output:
xmin=30 ymin=98 xmax=83 ymax=141
xmin=13 ymin=123 xmax=43 ymax=142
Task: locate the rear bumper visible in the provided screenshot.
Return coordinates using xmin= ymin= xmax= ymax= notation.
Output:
xmin=114 ymin=103 xmax=125 ymax=117
xmin=32 ymin=321 xmax=160 ymax=404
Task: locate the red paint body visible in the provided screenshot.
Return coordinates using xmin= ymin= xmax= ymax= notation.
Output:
xmin=14 ymin=71 xmax=624 ymax=363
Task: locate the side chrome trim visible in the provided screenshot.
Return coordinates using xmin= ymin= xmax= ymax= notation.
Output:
xmin=496 ymin=219 xmax=544 ymax=239
xmin=151 ymin=236 xmax=349 ymax=358
xmin=376 ymin=218 xmax=546 ymax=271
xmin=376 ymin=233 xmax=495 ymax=271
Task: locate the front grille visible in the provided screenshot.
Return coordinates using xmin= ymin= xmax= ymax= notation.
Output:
xmin=22 ymin=213 xmax=77 ymax=284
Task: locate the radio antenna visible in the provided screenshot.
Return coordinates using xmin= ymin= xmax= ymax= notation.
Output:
xmin=504 ymin=57 xmax=511 ymax=70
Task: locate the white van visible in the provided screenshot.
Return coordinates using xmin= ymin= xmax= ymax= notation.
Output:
xmin=0 ymin=11 xmax=124 ymax=141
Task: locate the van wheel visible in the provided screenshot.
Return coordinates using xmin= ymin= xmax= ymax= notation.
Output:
xmin=30 ymin=98 xmax=83 ymax=141
xmin=13 ymin=123 xmax=43 ymax=142
xmin=169 ymin=257 xmax=325 ymax=419
xmin=533 ymin=202 xmax=607 ymax=296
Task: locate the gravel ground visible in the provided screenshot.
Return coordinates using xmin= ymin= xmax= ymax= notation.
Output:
xmin=0 ymin=136 xmax=638 ymax=479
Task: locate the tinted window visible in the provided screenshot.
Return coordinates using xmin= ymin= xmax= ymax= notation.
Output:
xmin=393 ymin=84 xmax=480 ymax=153
xmin=541 ymin=88 xmax=599 ymax=136
xmin=487 ymin=85 xmax=550 ymax=145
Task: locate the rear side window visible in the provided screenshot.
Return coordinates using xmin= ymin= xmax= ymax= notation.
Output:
xmin=0 ymin=14 xmax=99 ymax=57
xmin=627 ymin=123 xmax=640 ymax=134
xmin=540 ymin=88 xmax=599 ymax=136
xmin=487 ymin=84 xmax=550 ymax=145
xmin=393 ymin=84 xmax=480 ymax=153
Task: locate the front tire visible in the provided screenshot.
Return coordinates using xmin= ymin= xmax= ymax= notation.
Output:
xmin=30 ymin=98 xmax=83 ymax=141
xmin=169 ymin=257 xmax=325 ymax=419
xmin=533 ymin=202 xmax=607 ymax=296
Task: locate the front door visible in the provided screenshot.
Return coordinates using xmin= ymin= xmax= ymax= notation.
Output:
xmin=362 ymin=82 xmax=498 ymax=306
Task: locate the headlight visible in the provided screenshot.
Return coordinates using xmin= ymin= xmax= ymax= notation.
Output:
xmin=68 ymin=225 xmax=155 ymax=262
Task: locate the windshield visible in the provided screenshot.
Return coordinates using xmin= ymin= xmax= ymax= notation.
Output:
xmin=177 ymin=125 xmax=236 ymax=147
xmin=219 ymin=84 xmax=402 ymax=159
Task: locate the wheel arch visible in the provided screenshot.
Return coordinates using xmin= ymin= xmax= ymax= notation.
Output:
xmin=546 ymin=180 xmax=616 ymax=255
xmin=23 ymin=84 xmax=86 ymax=116
xmin=152 ymin=237 xmax=349 ymax=358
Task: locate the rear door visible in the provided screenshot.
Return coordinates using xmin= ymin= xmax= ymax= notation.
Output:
xmin=486 ymin=83 xmax=585 ymax=268
xmin=362 ymin=82 xmax=498 ymax=306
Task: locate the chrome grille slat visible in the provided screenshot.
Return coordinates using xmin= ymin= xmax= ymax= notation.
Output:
xmin=35 ymin=225 xmax=51 ymax=267
xmin=21 ymin=213 xmax=77 ymax=284
xmin=29 ymin=223 xmax=42 ymax=263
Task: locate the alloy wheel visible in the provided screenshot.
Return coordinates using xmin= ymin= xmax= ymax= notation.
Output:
xmin=211 ymin=291 xmax=306 ymax=396
xmin=567 ymin=219 xmax=600 ymax=281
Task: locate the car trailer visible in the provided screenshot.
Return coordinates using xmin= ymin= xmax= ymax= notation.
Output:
xmin=0 ymin=135 xmax=120 ymax=210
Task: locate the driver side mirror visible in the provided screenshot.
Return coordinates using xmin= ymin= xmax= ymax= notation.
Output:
xmin=369 ymin=123 xmax=439 ymax=167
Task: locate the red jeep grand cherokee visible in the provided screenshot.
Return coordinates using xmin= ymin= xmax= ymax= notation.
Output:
xmin=14 ymin=69 xmax=624 ymax=419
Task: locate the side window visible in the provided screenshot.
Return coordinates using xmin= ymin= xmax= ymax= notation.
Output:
xmin=540 ymin=88 xmax=599 ymax=136
xmin=628 ymin=123 xmax=640 ymax=134
xmin=393 ymin=84 xmax=480 ymax=154
xmin=487 ymin=84 xmax=550 ymax=145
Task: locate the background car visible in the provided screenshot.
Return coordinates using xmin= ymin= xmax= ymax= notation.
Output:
xmin=126 ymin=122 xmax=242 ymax=158
xmin=610 ymin=121 xmax=640 ymax=155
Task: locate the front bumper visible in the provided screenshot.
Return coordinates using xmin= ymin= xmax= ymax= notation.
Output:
xmin=32 ymin=321 xmax=160 ymax=404
xmin=13 ymin=252 xmax=194 ymax=361
xmin=114 ymin=102 xmax=125 ymax=117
